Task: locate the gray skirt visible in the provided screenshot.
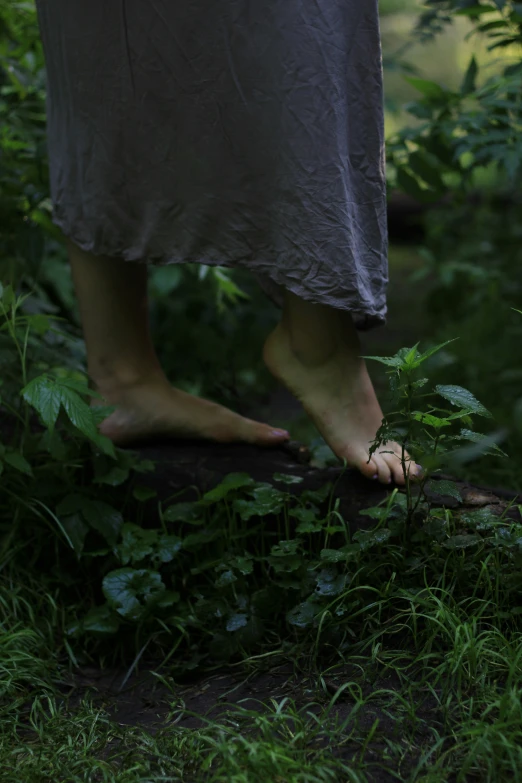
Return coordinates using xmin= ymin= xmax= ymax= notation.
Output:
xmin=36 ymin=0 xmax=388 ymax=328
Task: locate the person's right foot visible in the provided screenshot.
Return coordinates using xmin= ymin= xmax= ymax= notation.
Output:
xmin=264 ymin=319 xmax=421 ymax=485
xmin=92 ymin=376 xmax=290 ymax=448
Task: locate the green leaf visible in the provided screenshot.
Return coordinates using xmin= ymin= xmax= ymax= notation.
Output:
xmin=163 ymin=502 xmax=202 ymax=524
xmin=458 ymin=428 xmax=508 ymax=457
xmin=22 ymin=375 xmax=61 ymax=430
xmin=156 ymin=534 xmax=182 ymax=563
xmin=425 ymin=479 xmax=462 ymax=502
xmin=102 ymin=568 xmax=165 ymax=620
xmin=81 ymin=501 xmax=123 ymax=547
xmin=320 ymin=549 xmax=351 ymax=563
xmin=435 ymin=385 xmax=492 ymax=417
xmin=215 ymin=570 xmax=237 ymax=588
xmin=117 ymin=523 xmax=157 ymax=565
xmin=60 ymin=513 xmax=89 ymax=558
xmin=273 ymin=473 xmax=304 ymax=485
xmin=57 ymin=495 xmax=123 ymax=546
xmin=315 ymin=568 xmax=347 ymax=597
xmin=412 ymin=412 xmax=452 ymax=429
xmin=226 ymin=613 xmax=248 ymax=632
xmin=416 ymin=339 xmax=457 ymax=365
xmin=353 ymin=529 xmax=392 ymax=551
xmin=287 ymin=601 xmax=319 ymax=629
xmin=291 ymin=506 xmax=324 ymax=533
xmin=461 ymin=55 xmax=479 ymax=95
xmin=404 ymin=77 xmax=448 ymax=100
xmin=443 ymin=534 xmax=482 ymax=550
xmin=234 ymin=484 xmax=285 ymax=520
xmin=82 ymin=605 xmax=120 ymax=636
xmin=454 ymin=5 xmax=497 ymax=17
xmin=132 ymin=485 xmax=157 ymax=502
xmin=60 ymin=386 xmax=99 ymax=439
xmin=397 ymin=168 xmax=440 ymax=203
xmin=4 ymin=450 xmax=33 ymax=476
xmin=361 ymin=354 xmax=404 ymax=368
xmin=408 ymin=152 xmax=445 ymax=191
xmin=202 ymin=473 xmax=254 ymax=503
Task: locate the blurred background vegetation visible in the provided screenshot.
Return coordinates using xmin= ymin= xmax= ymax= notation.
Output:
xmin=1 ymin=0 xmax=521 ymax=489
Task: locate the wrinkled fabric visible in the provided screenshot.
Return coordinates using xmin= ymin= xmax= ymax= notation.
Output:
xmin=36 ymin=0 xmax=388 ymax=328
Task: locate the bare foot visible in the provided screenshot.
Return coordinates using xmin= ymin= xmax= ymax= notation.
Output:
xmin=263 ymin=318 xmax=420 ymax=486
xmin=92 ymin=376 xmax=290 ymax=448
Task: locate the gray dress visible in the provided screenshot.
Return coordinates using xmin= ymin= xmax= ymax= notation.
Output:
xmin=36 ymin=0 xmax=388 ymax=328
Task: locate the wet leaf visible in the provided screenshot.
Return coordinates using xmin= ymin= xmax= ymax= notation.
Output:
xmin=435 ymin=385 xmax=492 ymax=417
xmin=443 ymin=534 xmax=482 ymax=550
xmin=426 ymin=480 xmax=463 ymax=502
xmin=215 ymin=569 xmax=237 ymax=588
xmin=353 ymin=529 xmax=392 ymax=551
xmin=102 ymin=568 xmax=165 ymax=620
xmin=203 ymin=473 xmax=254 ymax=503
xmin=287 ymin=601 xmax=319 ymax=629
xmin=226 ymin=613 xmax=248 ymax=632
xmin=117 ymin=524 xmax=157 ymax=565
xmin=156 ymin=534 xmax=182 ymax=563
xmin=234 ymin=484 xmax=285 ymax=520
xmin=273 ymin=473 xmax=304 ymax=485
xmin=315 ymin=568 xmax=347 ymax=597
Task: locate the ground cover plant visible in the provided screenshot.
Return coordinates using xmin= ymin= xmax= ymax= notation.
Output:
xmin=1 ymin=1 xmax=522 ymax=781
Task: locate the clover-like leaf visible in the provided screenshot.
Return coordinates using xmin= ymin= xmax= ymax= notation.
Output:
xmin=102 ymin=568 xmax=165 ymax=620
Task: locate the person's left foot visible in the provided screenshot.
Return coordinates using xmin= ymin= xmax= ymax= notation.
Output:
xmin=92 ymin=376 xmax=290 ymax=447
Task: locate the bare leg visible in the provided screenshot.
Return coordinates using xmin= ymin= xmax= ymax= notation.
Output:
xmin=68 ymin=241 xmax=289 ymax=446
xmin=264 ymin=291 xmax=420 ymax=485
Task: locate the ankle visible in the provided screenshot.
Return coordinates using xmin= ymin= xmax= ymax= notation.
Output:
xmin=90 ymin=364 xmax=168 ymax=400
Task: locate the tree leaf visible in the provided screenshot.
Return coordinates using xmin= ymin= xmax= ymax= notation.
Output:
xmin=435 ymin=385 xmax=492 ymax=417
xmin=102 ymin=568 xmax=165 ymax=620
xmin=461 ymin=55 xmax=479 ymax=95
xmin=408 ymin=152 xmax=445 ymax=191
xmin=404 ymin=77 xmax=448 ymax=99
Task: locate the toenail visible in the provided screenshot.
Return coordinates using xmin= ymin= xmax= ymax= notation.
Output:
xmin=372 ymin=473 xmax=378 ymax=480
xmin=387 ymin=478 xmax=392 ymax=484
xmin=271 ymin=429 xmax=290 ymax=438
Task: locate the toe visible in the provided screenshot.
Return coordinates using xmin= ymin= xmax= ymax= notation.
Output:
xmin=384 ymin=451 xmax=406 ymax=486
xmin=357 ymin=454 xmax=380 ymax=481
xmin=242 ymin=420 xmax=290 ymax=446
xmin=373 ymin=453 xmax=393 ymax=485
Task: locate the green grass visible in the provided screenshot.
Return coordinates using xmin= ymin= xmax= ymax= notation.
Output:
xmin=1 ymin=469 xmax=522 ymax=781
